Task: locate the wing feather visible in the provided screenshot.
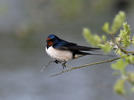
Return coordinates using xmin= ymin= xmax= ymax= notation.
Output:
xmin=54 ymin=41 xmax=100 ymax=51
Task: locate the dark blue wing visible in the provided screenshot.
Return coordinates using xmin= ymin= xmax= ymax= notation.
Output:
xmin=53 ymin=39 xmax=76 ymax=48
xmin=53 ymin=40 xmax=100 ymax=51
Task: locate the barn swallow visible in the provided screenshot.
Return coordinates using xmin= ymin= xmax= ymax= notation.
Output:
xmin=46 ymin=34 xmax=101 ymax=68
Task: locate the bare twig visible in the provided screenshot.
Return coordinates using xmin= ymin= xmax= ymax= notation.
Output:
xmin=50 ymin=57 xmax=120 ymax=77
xmin=40 ymin=61 xmax=55 ymax=72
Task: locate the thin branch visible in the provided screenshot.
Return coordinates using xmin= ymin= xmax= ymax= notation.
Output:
xmin=50 ymin=57 xmax=121 ymax=77
xmin=127 ymin=51 xmax=134 ymax=55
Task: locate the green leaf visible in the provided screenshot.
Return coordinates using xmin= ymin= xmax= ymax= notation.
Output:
xmin=98 ymin=42 xmax=112 ymax=53
xmin=111 ymin=59 xmax=128 ymax=74
xmin=102 ymin=35 xmax=107 ymax=42
xmin=132 ymin=36 xmax=134 ymax=45
xmin=125 ymin=55 xmax=134 ymax=64
xmin=83 ymin=28 xmax=101 ymax=46
xmin=123 ymin=22 xmax=131 ymax=35
xmin=102 ymin=22 xmax=110 ymax=33
xmin=111 ymin=11 xmax=126 ymax=34
xmin=127 ymin=72 xmax=134 ymax=85
xmin=119 ymin=22 xmax=131 ymax=47
xmin=114 ymin=79 xmax=126 ymax=95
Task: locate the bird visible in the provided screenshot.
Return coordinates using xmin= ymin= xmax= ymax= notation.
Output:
xmin=45 ymin=34 xmax=101 ymax=69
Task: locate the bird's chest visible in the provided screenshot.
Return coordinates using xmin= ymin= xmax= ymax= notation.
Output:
xmin=46 ymin=46 xmax=73 ymax=61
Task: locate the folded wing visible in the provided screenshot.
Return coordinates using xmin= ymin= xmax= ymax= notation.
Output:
xmin=54 ymin=40 xmax=100 ymax=51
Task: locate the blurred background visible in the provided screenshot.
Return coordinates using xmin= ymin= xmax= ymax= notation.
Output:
xmin=0 ymin=0 xmax=134 ymax=100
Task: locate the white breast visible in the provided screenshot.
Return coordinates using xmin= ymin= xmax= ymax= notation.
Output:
xmin=46 ymin=46 xmax=73 ymax=62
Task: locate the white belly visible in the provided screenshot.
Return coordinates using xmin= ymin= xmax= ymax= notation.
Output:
xmin=46 ymin=46 xmax=73 ymax=62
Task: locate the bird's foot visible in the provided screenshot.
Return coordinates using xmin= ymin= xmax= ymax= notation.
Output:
xmin=54 ymin=60 xmax=60 ymax=64
xmin=61 ymin=62 xmax=71 ymax=70
xmin=62 ymin=62 xmax=67 ymax=69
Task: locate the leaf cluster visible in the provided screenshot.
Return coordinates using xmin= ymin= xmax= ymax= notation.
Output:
xmin=83 ymin=11 xmax=134 ymax=96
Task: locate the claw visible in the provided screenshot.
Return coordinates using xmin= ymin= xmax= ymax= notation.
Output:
xmin=62 ymin=62 xmax=67 ymax=69
xmin=55 ymin=60 xmax=60 ymax=64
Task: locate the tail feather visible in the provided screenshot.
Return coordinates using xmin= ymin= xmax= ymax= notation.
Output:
xmin=69 ymin=45 xmax=100 ymax=51
xmin=76 ymin=52 xmax=103 ymax=56
xmin=74 ymin=51 xmax=114 ymax=59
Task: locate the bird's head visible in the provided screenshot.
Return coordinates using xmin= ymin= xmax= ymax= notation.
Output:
xmin=46 ymin=34 xmax=59 ymax=47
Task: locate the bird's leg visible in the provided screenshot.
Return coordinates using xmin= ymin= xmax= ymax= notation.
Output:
xmin=62 ymin=62 xmax=67 ymax=69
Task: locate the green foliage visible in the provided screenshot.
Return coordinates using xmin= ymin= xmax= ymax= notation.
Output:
xmin=125 ymin=55 xmax=134 ymax=64
xmin=98 ymin=43 xmax=112 ymax=53
xmin=111 ymin=59 xmax=128 ymax=74
xmin=102 ymin=11 xmax=126 ymax=34
xmin=111 ymin=11 xmax=126 ymax=34
xmin=114 ymin=79 xmax=126 ymax=95
xmin=127 ymin=72 xmax=134 ymax=85
xmin=119 ymin=23 xmax=131 ymax=47
xmin=83 ymin=29 xmax=112 ymax=53
xmin=83 ymin=28 xmax=101 ymax=46
xmin=102 ymin=22 xmax=110 ymax=33
xmin=83 ymin=11 xmax=134 ymax=96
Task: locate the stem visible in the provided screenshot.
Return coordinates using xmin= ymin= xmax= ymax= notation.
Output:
xmin=50 ymin=57 xmax=120 ymax=77
xmin=127 ymin=51 xmax=134 ymax=55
